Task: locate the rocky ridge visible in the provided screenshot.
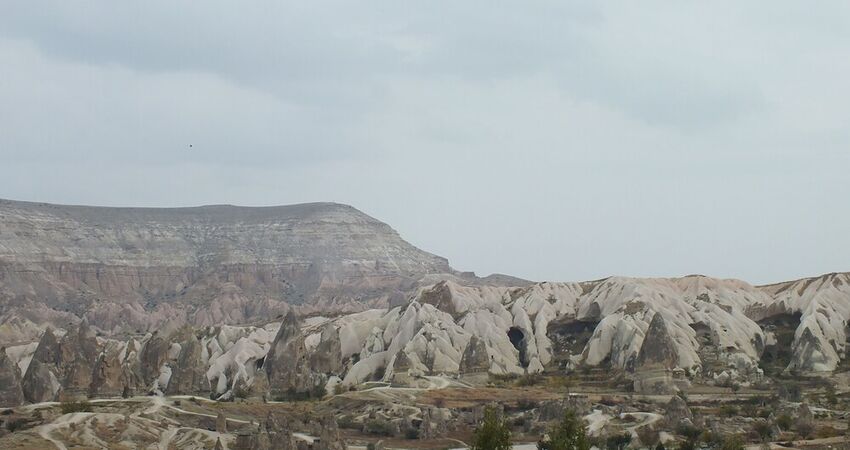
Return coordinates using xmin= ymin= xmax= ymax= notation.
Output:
xmin=0 ymin=270 xmax=848 ymax=405
xmin=0 ymin=198 xmax=453 ymax=339
xmin=0 ymin=199 xmax=848 ymax=405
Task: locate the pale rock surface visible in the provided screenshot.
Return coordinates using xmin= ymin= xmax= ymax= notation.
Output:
xmin=762 ymin=273 xmax=850 ymax=372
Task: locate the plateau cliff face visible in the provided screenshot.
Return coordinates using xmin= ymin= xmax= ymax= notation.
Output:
xmin=0 ymin=199 xmax=452 ymax=337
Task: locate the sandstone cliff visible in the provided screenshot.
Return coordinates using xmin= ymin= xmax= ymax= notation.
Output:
xmin=0 ymin=199 xmax=452 ymax=337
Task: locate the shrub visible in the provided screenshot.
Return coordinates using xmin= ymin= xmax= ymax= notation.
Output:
xmin=636 ymin=426 xmax=660 ymax=447
xmin=516 ymin=374 xmax=543 ymax=387
xmin=676 ymin=423 xmax=702 ymax=441
xmin=336 ymin=416 xmax=358 ymax=430
xmin=721 ymin=434 xmax=745 ymax=450
xmin=719 ymin=404 xmax=739 ymax=417
xmin=311 ymin=381 xmax=327 ymax=399
xmin=678 ymin=440 xmax=697 ymax=450
xmin=364 ymin=419 xmax=394 ymax=436
xmin=751 ymin=419 xmax=774 ymax=442
xmin=60 ymin=400 xmax=92 ymax=414
xmin=516 ymin=399 xmax=538 ymax=411
xmin=538 ymin=410 xmax=590 ymax=450
xmin=775 ymin=413 xmax=793 ymax=430
xmin=796 ymin=420 xmax=815 ymax=439
xmin=605 ymin=433 xmax=631 ymax=450
xmin=403 ymin=425 xmax=420 ymax=440
xmin=470 ymin=407 xmax=512 ymax=450
xmin=5 ymin=418 xmax=28 ymax=432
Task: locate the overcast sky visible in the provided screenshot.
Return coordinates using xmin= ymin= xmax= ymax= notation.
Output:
xmin=1 ymin=2 xmax=848 ymax=285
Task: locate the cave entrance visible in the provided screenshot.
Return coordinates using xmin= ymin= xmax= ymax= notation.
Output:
xmin=507 ymin=327 xmax=529 ymax=368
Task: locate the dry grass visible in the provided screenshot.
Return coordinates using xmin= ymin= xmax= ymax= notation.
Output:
xmin=421 ymin=386 xmax=561 ymax=408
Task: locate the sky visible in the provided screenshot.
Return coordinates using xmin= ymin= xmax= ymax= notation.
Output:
xmin=1 ymin=2 xmax=848 ymax=285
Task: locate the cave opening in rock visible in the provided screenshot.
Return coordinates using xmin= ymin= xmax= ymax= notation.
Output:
xmin=507 ymin=327 xmax=529 ymax=368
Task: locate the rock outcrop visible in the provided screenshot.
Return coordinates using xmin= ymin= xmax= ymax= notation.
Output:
xmin=165 ymin=333 xmax=208 ymax=395
xmin=0 ymin=347 xmax=24 ymax=406
xmin=58 ymin=320 xmax=100 ymax=398
xmin=2 ymin=198 xmax=850 ymax=401
xmin=459 ymin=336 xmax=490 ymax=372
xmin=309 ymin=324 xmax=342 ymax=374
xmin=633 ymin=313 xmax=679 ymax=394
xmin=664 ymin=394 xmax=693 ymax=427
xmin=0 ymin=199 xmax=453 ymax=338
xmin=264 ymin=312 xmax=314 ymax=398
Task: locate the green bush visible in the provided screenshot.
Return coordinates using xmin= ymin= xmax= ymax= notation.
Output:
xmin=775 ymin=413 xmax=793 ymax=430
xmin=719 ymin=404 xmax=739 ymax=417
xmin=721 ymin=434 xmax=745 ymax=450
xmin=538 ymin=410 xmax=590 ymax=450
xmin=605 ymin=433 xmax=631 ymax=450
xmin=364 ymin=419 xmax=395 ymax=436
xmin=470 ymin=407 xmax=512 ymax=450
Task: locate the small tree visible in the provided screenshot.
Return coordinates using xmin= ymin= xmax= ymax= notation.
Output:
xmin=471 ymin=407 xmax=512 ymax=450
xmin=730 ymin=383 xmax=741 ymax=397
xmin=751 ymin=420 xmax=773 ymax=442
xmin=775 ymin=413 xmax=793 ymax=431
xmin=721 ymin=434 xmax=745 ymax=450
xmin=796 ymin=419 xmax=815 ymax=439
xmin=824 ymin=384 xmax=837 ymax=406
xmin=605 ymin=433 xmax=631 ymax=450
xmin=538 ymin=410 xmax=590 ymax=450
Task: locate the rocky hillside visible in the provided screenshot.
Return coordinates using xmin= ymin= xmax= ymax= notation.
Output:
xmin=0 ymin=199 xmax=452 ymax=340
xmin=3 ymin=272 xmax=849 ymax=407
xmin=0 ymin=198 xmax=848 ymax=407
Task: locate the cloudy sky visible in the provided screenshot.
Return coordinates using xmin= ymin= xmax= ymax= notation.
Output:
xmin=1 ymin=2 xmax=848 ymax=284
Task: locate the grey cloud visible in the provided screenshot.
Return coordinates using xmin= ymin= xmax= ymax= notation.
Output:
xmin=1 ymin=1 xmax=849 ymax=284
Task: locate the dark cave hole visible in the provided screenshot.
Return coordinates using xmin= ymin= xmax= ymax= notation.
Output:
xmin=507 ymin=327 xmax=529 ymax=368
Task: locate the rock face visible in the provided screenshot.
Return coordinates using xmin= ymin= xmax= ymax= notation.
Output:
xmin=633 ymin=313 xmax=679 ymax=394
xmin=664 ymin=395 xmax=693 ymax=427
xmin=636 ymin=313 xmax=679 ymax=370
xmin=761 ymin=272 xmax=850 ymax=372
xmin=20 ymin=321 xmax=100 ymax=402
xmin=264 ymin=312 xmax=314 ymax=398
xmin=315 ymin=414 xmax=345 ymax=450
xmin=2 ymin=198 xmax=850 ymax=402
xmin=0 ymin=199 xmax=453 ymax=338
xmin=0 ymin=347 xmax=24 ymax=406
xmin=309 ymin=324 xmax=342 ymax=374
xmin=165 ymin=333 xmax=208 ymax=395
xmin=459 ymin=336 xmax=490 ymax=372
xmin=21 ymin=328 xmax=61 ymax=403
xmin=58 ymin=320 xmax=100 ymax=398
